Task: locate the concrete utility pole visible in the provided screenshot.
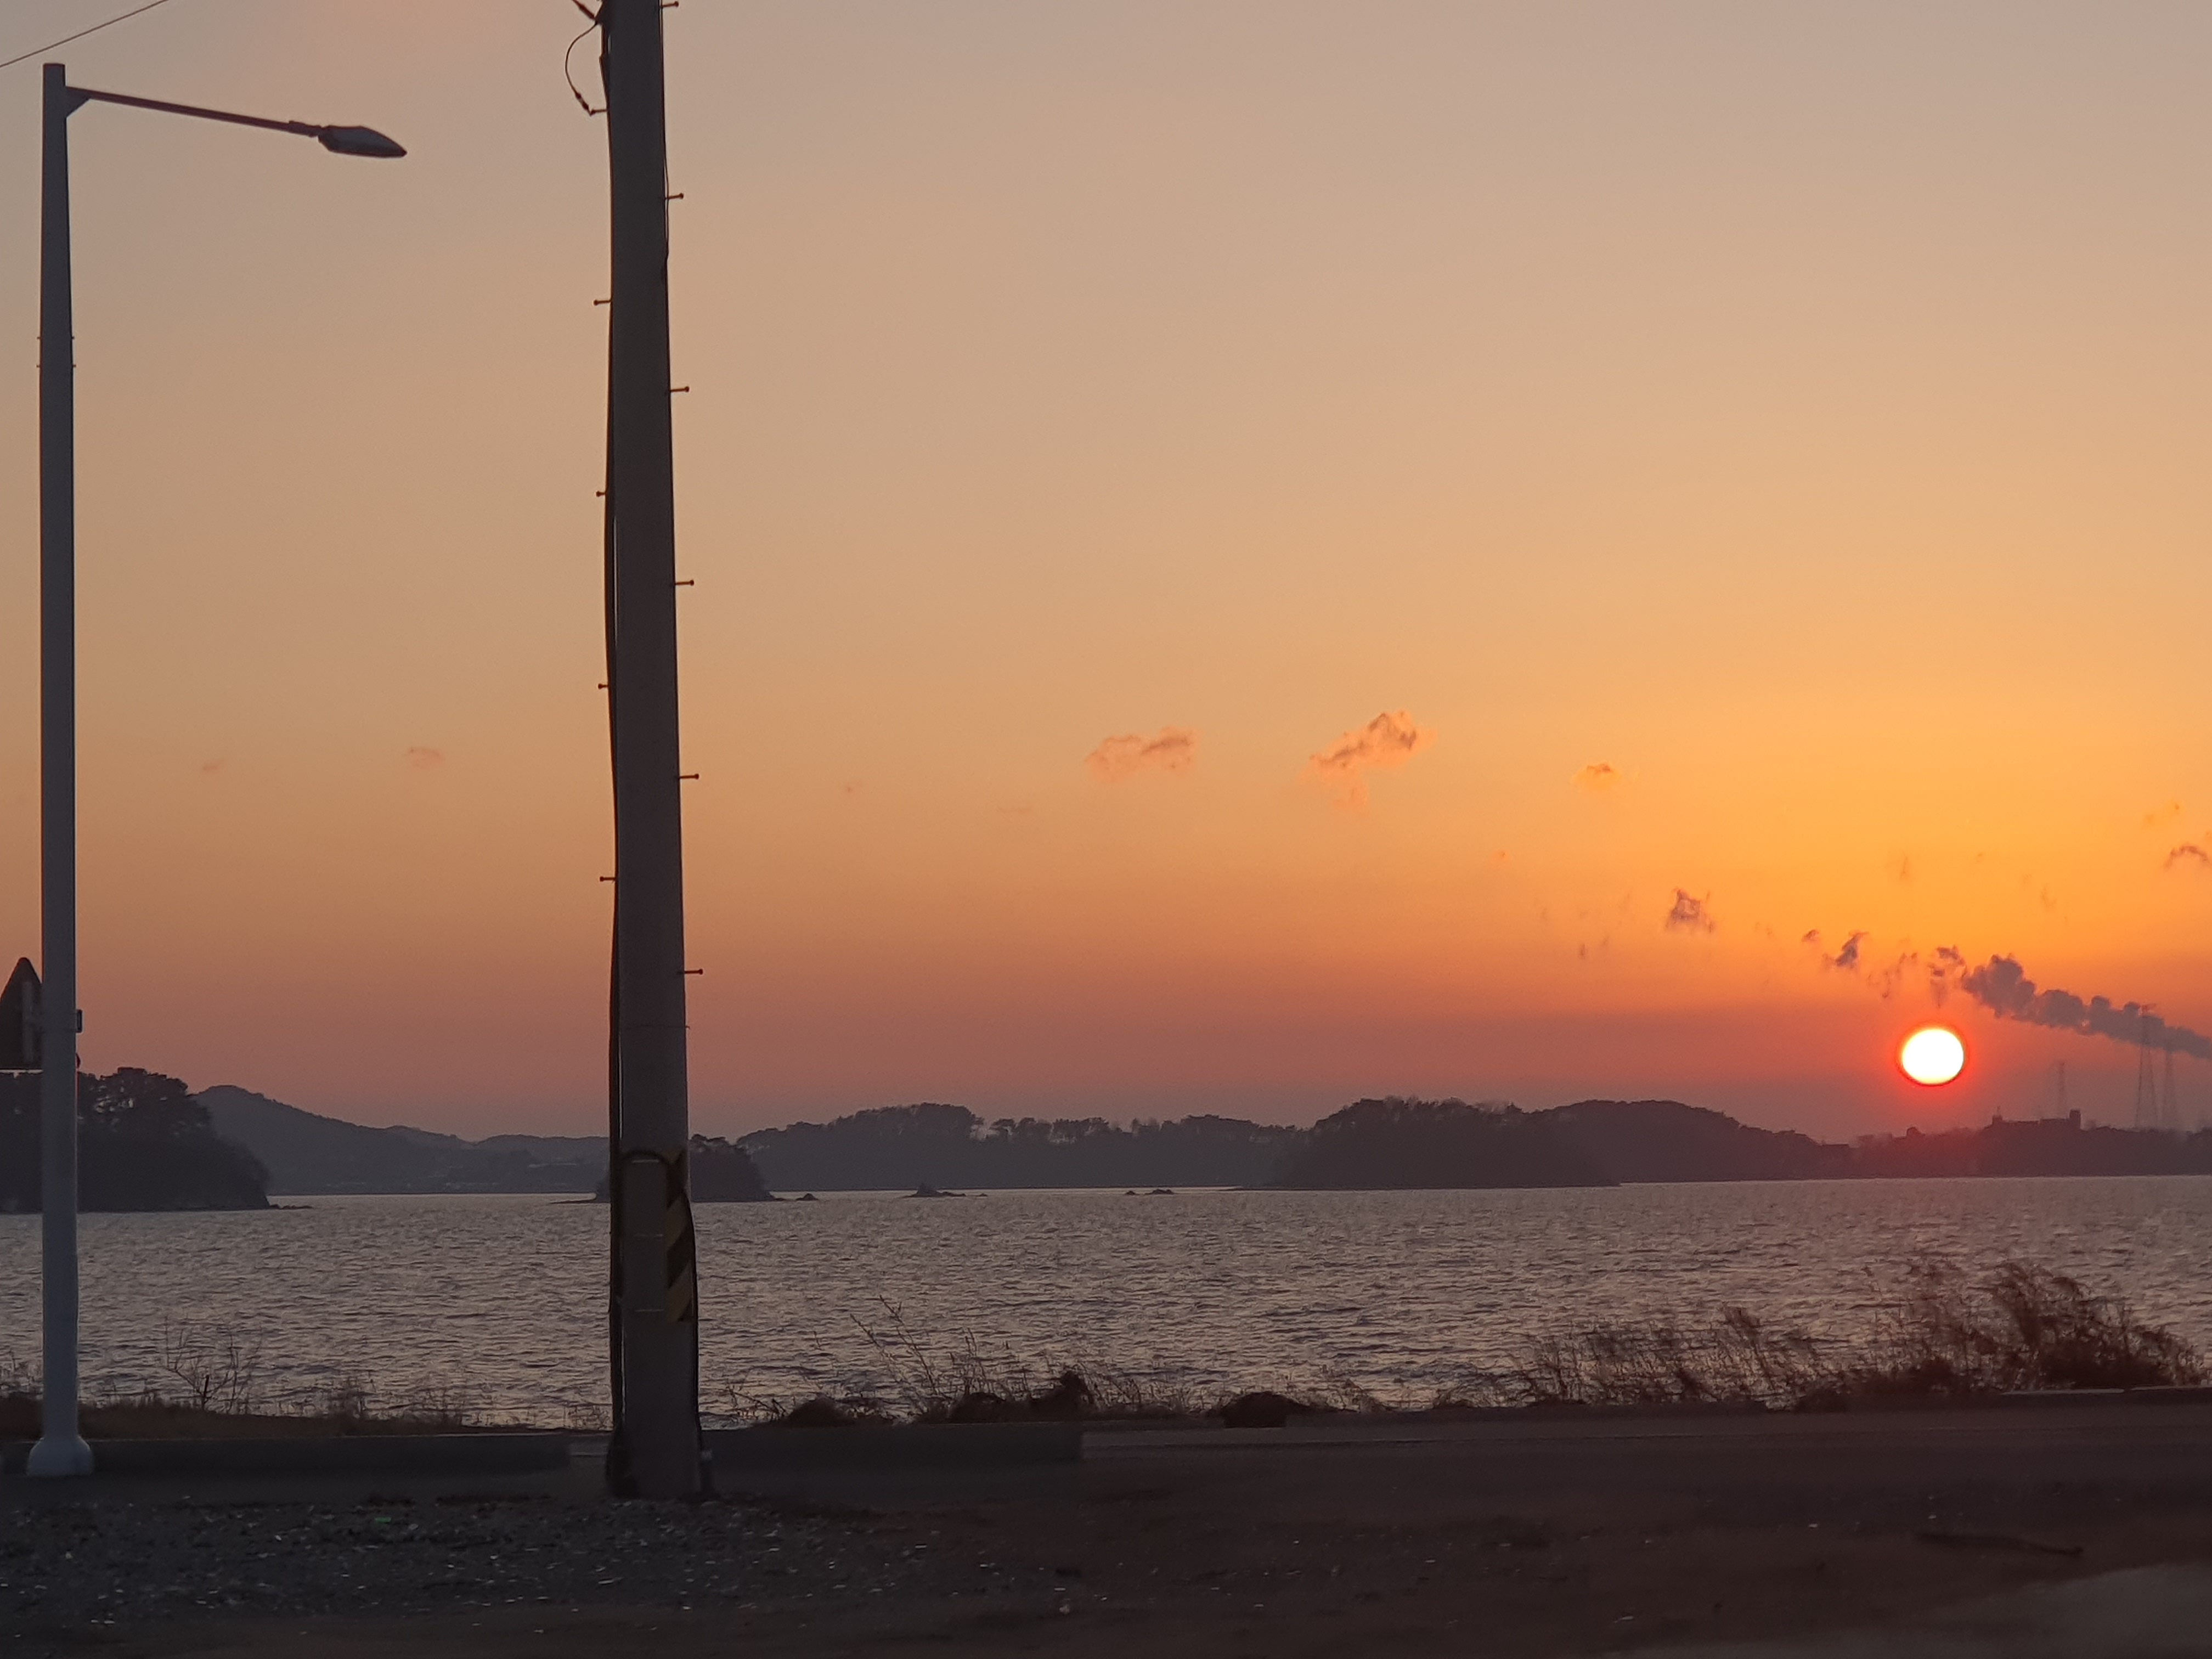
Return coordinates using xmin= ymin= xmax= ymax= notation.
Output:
xmin=599 ymin=0 xmax=702 ymax=1499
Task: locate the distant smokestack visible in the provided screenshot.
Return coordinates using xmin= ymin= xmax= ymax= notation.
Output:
xmin=1957 ymin=955 xmax=2211 ymax=1061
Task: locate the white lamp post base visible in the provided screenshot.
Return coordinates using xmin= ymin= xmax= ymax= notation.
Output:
xmin=25 ymin=1434 xmax=92 ymax=1479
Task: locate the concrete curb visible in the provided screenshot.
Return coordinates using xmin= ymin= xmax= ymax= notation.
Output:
xmin=1075 ymin=1386 xmax=2212 ymax=1435
xmin=1991 ymin=1385 xmax=2212 ymax=1408
xmin=0 ymin=1433 xmax=573 ymax=1478
xmin=707 ymin=1423 xmax=1081 ymax=1470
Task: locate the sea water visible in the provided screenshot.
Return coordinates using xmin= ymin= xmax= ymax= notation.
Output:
xmin=3 ymin=1177 xmax=2210 ymax=1423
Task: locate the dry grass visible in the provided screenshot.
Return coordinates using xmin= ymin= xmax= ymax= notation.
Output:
xmin=0 ymin=1320 xmax=515 ymax=1440
xmin=716 ymin=1300 xmax=1215 ymax=1427
xmin=1437 ymin=1256 xmax=2202 ymax=1411
xmin=1435 ymin=1306 xmax=1830 ymax=1409
xmin=714 ymin=1259 xmax=2204 ymax=1428
xmin=1847 ymin=1257 xmax=2202 ymax=1397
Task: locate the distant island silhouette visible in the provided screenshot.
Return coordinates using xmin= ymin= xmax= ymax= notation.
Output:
xmin=1273 ymin=1097 xmax=1612 ymax=1189
xmin=590 ymin=1137 xmax=774 ymax=1204
xmin=196 ymin=1086 xmax=602 ymax=1195
xmin=738 ymin=1102 xmax=1300 ymax=1191
xmin=10 ymin=1075 xmax=2212 ymax=1210
xmin=733 ymin=1096 xmax=2212 ymax=1192
xmin=735 ymin=1097 xmax=1839 ymax=1190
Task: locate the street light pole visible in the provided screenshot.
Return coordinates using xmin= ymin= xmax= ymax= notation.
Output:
xmin=31 ymin=61 xmax=88 ymax=1482
xmin=25 ymin=64 xmax=401 ymax=1481
xmin=599 ymin=0 xmax=702 ymax=1502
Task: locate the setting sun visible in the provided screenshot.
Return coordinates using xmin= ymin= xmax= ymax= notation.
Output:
xmin=1899 ymin=1027 xmax=1967 ymax=1087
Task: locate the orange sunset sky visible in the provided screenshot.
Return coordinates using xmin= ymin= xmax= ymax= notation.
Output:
xmin=2 ymin=2 xmax=2210 ymax=1138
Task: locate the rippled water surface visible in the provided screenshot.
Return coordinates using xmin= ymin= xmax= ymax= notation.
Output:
xmin=4 ymin=1179 xmax=2211 ymax=1420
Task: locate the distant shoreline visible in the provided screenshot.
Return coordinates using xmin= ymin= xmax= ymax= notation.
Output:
xmin=18 ymin=1167 xmax=2211 ymax=1210
xmin=20 ymin=1080 xmax=2212 ymax=1211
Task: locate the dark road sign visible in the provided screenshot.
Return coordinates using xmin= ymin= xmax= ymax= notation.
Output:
xmin=0 ymin=958 xmax=39 ymax=1073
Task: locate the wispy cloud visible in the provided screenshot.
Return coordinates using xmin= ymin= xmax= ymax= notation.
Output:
xmin=199 ymin=758 xmax=225 ymax=776
xmin=1086 ymin=727 xmax=1197 ymax=782
xmin=1304 ymin=710 xmax=1433 ymax=805
xmin=1927 ymin=945 xmax=1966 ymax=1005
xmin=1954 ymin=954 xmax=2211 ymax=1060
xmin=2167 ymin=843 xmax=2210 ymax=871
xmin=1869 ymin=951 xmax=1921 ymax=1000
xmin=2145 ymin=800 xmax=2184 ymax=829
xmin=1806 ymin=928 xmax=1929 ymax=999
xmin=1575 ymin=761 xmax=1621 ymax=792
xmin=1664 ymin=889 xmax=1714 ymax=933
xmin=405 ymin=746 xmax=445 ymax=772
xmin=1807 ymin=930 xmax=1954 ymax=1002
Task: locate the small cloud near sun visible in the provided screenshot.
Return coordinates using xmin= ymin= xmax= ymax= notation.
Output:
xmin=405 ymin=746 xmax=445 ymax=772
xmin=1305 ymin=710 xmax=1433 ymax=805
xmin=1927 ymin=946 xmax=1966 ymax=1006
xmin=1664 ymin=889 xmax=1714 ymax=933
xmin=1822 ymin=930 xmax=1869 ymax=971
xmin=1575 ymin=762 xmax=1621 ymax=792
xmin=2168 ymin=843 xmax=2212 ymax=872
xmin=1086 ymin=727 xmax=1197 ymax=782
xmin=199 ymin=758 xmax=225 ymax=776
xmin=2144 ymin=800 xmax=2185 ymax=829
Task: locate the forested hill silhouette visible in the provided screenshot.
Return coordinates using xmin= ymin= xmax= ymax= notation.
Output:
xmin=738 ymin=1097 xmax=2212 ymax=1191
xmin=735 ymin=1097 xmax=1833 ymax=1190
xmin=1267 ymin=1098 xmax=2212 ymax=1189
xmin=1545 ymin=1098 xmax=1849 ymax=1183
xmin=198 ymin=1086 xmax=601 ymax=1194
xmin=0 ymin=1068 xmax=269 ymax=1212
xmin=1849 ymin=1110 xmax=2212 ymax=1177
xmin=1269 ymin=1098 xmax=1607 ymax=1189
xmin=738 ymin=1104 xmax=1302 ymax=1192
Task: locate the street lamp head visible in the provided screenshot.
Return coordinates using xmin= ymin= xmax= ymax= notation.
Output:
xmin=317 ymin=126 xmax=405 ymax=159
xmin=57 ymin=83 xmax=408 ymax=159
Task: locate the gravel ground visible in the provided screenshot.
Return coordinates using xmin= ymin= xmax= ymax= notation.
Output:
xmin=20 ymin=1408 xmax=2212 ymax=1658
xmin=0 ymin=1492 xmax=1045 ymax=1639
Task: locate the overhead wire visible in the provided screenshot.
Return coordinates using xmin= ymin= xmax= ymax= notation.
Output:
xmin=565 ymin=1 xmax=603 ymax=116
xmin=0 ymin=0 xmax=184 ymax=74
